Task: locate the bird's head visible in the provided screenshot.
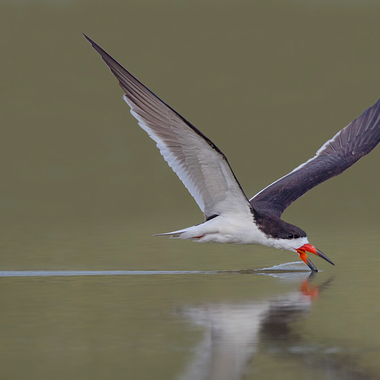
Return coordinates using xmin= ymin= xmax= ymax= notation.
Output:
xmin=259 ymin=217 xmax=335 ymax=271
xmin=280 ymin=227 xmax=335 ymax=272
xmin=276 ymin=233 xmax=335 ymax=272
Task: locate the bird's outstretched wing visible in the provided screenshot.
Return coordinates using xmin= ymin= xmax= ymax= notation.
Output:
xmin=84 ymin=35 xmax=252 ymax=219
xmin=250 ymin=99 xmax=380 ymax=217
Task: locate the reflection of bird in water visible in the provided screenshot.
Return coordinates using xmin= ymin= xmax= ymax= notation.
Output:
xmin=84 ymin=35 xmax=380 ymax=271
xmin=176 ymin=275 xmax=367 ymax=380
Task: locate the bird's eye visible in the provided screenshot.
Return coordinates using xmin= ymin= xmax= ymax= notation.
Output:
xmin=288 ymin=233 xmax=293 ymax=239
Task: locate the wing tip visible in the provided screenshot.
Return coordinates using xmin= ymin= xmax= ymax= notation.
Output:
xmin=82 ymin=33 xmax=96 ymax=46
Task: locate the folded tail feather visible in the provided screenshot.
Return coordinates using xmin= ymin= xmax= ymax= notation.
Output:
xmin=153 ymin=228 xmax=188 ymax=238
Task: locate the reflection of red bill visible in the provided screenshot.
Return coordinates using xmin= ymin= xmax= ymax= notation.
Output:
xmin=300 ymin=278 xmax=319 ymax=300
xmin=296 ymin=244 xmax=335 ymax=272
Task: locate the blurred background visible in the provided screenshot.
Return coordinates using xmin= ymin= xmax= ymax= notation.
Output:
xmin=0 ymin=0 xmax=379 ymax=270
xmin=1 ymin=1 xmax=380 ymax=379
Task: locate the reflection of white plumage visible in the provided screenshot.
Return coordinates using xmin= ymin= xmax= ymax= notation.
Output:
xmin=178 ymin=303 xmax=268 ymax=380
xmin=177 ymin=274 xmax=331 ymax=380
xmin=177 ymin=273 xmax=350 ymax=380
xmin=85 ymin=34 xmax=380 ymax=271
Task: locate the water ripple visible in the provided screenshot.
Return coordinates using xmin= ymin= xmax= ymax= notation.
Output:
xmin=0 ymin=262 xmax=311 ymax=277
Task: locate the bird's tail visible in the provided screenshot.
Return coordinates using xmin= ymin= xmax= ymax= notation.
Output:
xmin=153 ymin=227 xmax=189 ymax=238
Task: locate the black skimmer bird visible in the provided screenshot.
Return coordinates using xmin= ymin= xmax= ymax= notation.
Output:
xmin=84 ymin=34 xmax=380 ymax=272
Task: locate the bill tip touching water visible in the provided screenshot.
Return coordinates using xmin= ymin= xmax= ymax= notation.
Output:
xmin=83 ymin=33 xmax=380 ymax=272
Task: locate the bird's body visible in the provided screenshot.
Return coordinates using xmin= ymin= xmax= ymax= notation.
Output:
xmin=157 ymin=210 xmax=309 ymax=252
xmin=84 ymin=34 xmax=380 ymax=271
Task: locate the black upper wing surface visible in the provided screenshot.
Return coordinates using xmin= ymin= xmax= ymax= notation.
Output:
xmin=250 ymin=99 xmax=380 ymax=217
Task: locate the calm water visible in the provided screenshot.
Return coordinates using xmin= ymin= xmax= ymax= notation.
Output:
xmin=1 ymin=1 xmax=380 ymax=379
